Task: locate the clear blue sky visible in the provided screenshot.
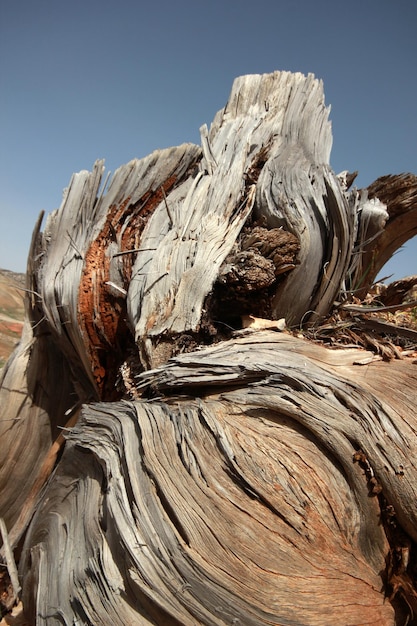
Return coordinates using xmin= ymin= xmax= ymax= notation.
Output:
xmin=1 ymin=0 xmax=416 ymax=279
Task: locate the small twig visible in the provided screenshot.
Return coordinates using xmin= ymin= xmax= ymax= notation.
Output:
xmin=161 ymin=186 xmax=174 ymax=225
xmin=64 ymin=401 xmax=82 ymax=417
xmin=105 ymin=281 xmax=127 ymax=296
xmin=135 ymin=271 xmax=164 ymax=276
xmin=143 ymin=272 xmax=169 ymax=295
xmin=213 ymin=319 xmax=237 ymax=331
xmin=339 ymin=299 xmax=417 ymax=314
xmin=31 ymin=315 xmax=47 ymax=330
xmin=66 ymin=231 xmax=84 ymax=259
xmin=355 ymin=316 xmax=417 ymax=341
xmin=14 ymin=285 xmax=43 ymax=300
xmin=108 ymin=222 xmax=117 ymax=242
xmin=0 ymin=517 xmax=21 ymax=602
xmin=112 ymin=248 xmax=157 ymax=257
xmin=298 ymin=310 xmax=318 ymax=329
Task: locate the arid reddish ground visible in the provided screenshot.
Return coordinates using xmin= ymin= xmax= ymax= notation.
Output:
xmin=0 ymin=270 xmax=25 ymax=370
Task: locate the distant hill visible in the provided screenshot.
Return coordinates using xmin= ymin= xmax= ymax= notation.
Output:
xmin=0 ymin=269 xmax=25 ymax=369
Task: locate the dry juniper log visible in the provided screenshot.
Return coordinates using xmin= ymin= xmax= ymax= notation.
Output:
xmin=0 ymin=70 xmax=416 ymax=625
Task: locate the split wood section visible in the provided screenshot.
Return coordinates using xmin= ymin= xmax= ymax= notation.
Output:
xmin=0 ymin=71 xmax=416 ymax=625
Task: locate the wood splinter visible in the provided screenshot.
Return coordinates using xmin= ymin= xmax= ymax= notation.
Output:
xmin=0 ymin=517 xmax=21 ymax=607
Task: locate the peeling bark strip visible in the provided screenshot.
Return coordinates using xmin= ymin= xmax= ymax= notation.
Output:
xmin=1 ymin=71 xmax=417 ymax=625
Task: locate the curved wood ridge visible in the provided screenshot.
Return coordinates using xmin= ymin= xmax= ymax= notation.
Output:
xmin=20 ymin=332 xmax=417 ymax=625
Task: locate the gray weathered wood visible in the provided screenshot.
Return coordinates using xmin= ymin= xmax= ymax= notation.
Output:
xmin=19 ymin=332 xmax=417 ymax=625
xmin=1 ymin=70 xmax=416 ymax=625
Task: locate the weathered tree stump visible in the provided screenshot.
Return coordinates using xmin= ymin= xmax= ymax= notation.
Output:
xmin=1 ymin=71 xmax=416 ymax=625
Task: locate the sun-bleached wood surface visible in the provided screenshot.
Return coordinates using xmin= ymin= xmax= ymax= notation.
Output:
xmin=1 ymin=71 xmax=416 ymax=624
xmin=16 ymin=332 xmax=416 ymax=625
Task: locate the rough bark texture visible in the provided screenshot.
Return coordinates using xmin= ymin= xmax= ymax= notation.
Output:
xmin=1 ymin=71 xmax=416 ymax=625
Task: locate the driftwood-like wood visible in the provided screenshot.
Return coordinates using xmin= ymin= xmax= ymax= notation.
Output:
xmin=16 ymin=334 xmax=417 ymax=625
xmin=1 ymin=70 xmax=416 ymax=625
